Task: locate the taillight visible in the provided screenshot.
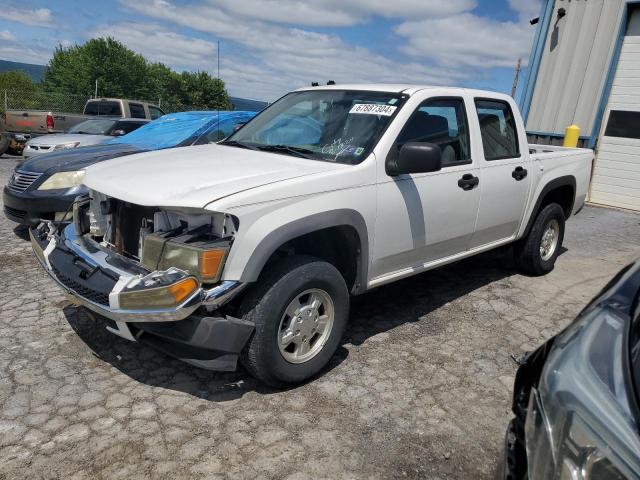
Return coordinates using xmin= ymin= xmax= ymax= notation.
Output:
xmin=46 ymin=114 xmax=54 ymax=129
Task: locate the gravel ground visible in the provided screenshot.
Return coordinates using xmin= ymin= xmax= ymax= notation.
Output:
xmin=1 ymin=154 xmax=639 ymax=479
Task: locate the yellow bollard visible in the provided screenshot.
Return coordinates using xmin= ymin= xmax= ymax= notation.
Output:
xmin=563 ymin=124 xmax=580 ymax=148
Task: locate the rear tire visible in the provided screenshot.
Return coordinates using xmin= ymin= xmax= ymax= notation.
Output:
xmin=515 ymin=203 xmax=565 ymax=276
xmin=239 ymin=255 xmax=349 ymax=387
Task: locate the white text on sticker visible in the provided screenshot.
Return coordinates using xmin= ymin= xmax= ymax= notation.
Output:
xmin=349 ymin=104 xmax=397 ymax=116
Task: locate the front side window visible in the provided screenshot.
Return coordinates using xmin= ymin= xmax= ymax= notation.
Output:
xmin=149 ymin=106 xmax=164 ymax=120
xmin=113 ymin=121 xmax=145 ymax=134
xmin=396 ymin=97 xmax=470 ymax=166
xmin=129 ymin=103 xmax=146 ymax=119
xmin=225 ymin=90 xmax=407 ymax=164
xmin=475 ymin=99 xmax=520 ymax=160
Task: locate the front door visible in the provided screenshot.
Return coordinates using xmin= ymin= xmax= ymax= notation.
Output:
xmin=469 ymin=98 xmax=531 ymax=248
xmin=371 ymin=96 xmax=481 ymax=282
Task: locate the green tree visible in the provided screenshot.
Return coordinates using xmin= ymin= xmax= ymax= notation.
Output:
xmin=178 ymin=71 xmax=232 ymax=110
xmin=0 ymin=71 xmax=38 ymax=92
xmin=43 ymin=37 xmax=234 ymax=111
xmin=44 ymin=38 xmax=147 ymax=97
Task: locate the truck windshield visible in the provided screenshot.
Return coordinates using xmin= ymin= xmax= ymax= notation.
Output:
xmin=68 ymin=119 xmax=117 ymax=135
xmin=224 ymin=90 xmax=407 ymax=164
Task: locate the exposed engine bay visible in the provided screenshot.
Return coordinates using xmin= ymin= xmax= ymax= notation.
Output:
xmin=74 ymin=190 xmax=238 ymax=284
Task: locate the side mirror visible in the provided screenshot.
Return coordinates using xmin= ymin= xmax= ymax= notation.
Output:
xmin=386 ymin=142 xmax=442 ymax=176
xmin=111 ymin=129 xmax=126 ymax=136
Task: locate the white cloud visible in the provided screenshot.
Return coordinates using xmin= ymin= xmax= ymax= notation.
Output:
xmin=208 ymin=0 xmax=476 ymax=27
xmin=119 ymin=0 xmax=475 ymax=99
xmin=395 ymin=12 xmax=538 ymax=68
xmin=508 ymin=0 xmax=543 ymax=22
xmin=94 ymin=23 xmax=218 ymax=70
xmin=0 ymin=30 xmax=16 ymax=41
xmin=0 ymin=7 xmax=53 ymax=27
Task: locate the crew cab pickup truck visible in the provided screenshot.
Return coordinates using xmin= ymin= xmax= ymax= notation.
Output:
xmin=0 ymin=98 xmax=164 ymax=155
xmin=30 ymin=85 xmax=594 ymax=387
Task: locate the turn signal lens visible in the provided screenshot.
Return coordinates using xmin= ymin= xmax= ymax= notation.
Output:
xmin=168 ymin=278 xmax=198 ymax=303
xmin=200 ymin=249 xmax=226 ymax=280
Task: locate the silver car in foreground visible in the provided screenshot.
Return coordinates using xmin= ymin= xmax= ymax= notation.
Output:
xmin=23 ymin=118 xmax=148 ymax=157
xmin=504 ymin=260 xmax=640 ymax=479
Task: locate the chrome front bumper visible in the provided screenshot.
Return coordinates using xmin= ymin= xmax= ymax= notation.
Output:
xmin=31 ymin=222 xmax=246 ymax=323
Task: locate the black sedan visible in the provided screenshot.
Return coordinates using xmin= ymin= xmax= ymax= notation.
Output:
xmin=504 ymin=260 xmax=640 ymax=479
xmin=3 ymin=143 xmax=143 ymax=225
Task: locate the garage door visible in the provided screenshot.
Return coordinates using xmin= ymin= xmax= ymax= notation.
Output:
xmin=590 ymin=15 xmax=640 ymax=211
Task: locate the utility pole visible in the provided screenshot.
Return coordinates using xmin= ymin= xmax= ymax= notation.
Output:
xmin=95 ymin=79 xmax=98 ymax=99
xmin=511 ymin=58 xmax=522 ymax=97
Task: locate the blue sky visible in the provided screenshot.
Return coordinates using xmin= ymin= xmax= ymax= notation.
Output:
xmin=0 ymin=0 xmax=542 ymax=101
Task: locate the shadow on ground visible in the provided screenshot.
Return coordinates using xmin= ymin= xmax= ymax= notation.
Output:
xmin=64 ymin=246 xmax=522 ymax=400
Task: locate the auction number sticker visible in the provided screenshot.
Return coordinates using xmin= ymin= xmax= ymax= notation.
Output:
xmin=349 ymin=104 xmax=397 ymax=116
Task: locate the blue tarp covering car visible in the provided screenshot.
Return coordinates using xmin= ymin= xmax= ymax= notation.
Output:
xmin=3 ymin=110 xmax=257 ymax=225
xmin=107 ymin=110 xmax=257 ymax=150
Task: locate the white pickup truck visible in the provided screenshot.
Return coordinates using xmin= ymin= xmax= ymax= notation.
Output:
xmin=31 ymin=85 xmax=593 ymax=386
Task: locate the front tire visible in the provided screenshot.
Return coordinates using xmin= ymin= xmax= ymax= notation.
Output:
xmin=515 ymin=203 xmax=565 ymax=276
xmin=239 ymin=255 xmax=349 ymax=387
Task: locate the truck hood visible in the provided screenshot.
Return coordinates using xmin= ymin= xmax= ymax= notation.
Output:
xmin=83 ymin=143 xmax=346 ymax=208
xmin=27 ymin=133 xmax=109 ymax=147
xmin=19 ymin=143 xmax=145 ymax=174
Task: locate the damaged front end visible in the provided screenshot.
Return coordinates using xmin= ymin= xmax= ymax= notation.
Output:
xmin=30 ymin=192 xmax=254 ymax=371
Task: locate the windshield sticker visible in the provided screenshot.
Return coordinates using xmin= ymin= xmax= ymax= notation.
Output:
xmin=349 ymin=103 xmax=397 ymax=116
xmin=322 ymin=137 xmax=355 ymax=157
xmin=354 ymin=147 xmax=365 ymax=155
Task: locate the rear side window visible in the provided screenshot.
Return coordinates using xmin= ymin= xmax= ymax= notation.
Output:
xmin=84 ymin=101 xmax=122 ymax=116
xmin=149 ymin=106 xmax=164 ymax=120
xmin=604 ymin=110 xmax=640 ymax=139
xmin=475 ymin=99 xmax=520 ymax=160
xmin=129 ymin=103 xmax=146 ymax=119
xmin=396 ymin=97 xmax=470 ymax=166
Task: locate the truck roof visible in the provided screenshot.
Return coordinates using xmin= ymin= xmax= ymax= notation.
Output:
xmin=295 ymin=83 xmax=512 ymax=100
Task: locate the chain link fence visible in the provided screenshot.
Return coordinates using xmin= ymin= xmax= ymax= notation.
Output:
xmin=2 ymin=89 xmax=91 ymax=114
xmin=1 ymin=89 xmax=201 ymax=115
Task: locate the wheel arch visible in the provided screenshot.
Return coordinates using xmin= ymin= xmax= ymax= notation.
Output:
xmin=238 ymin=209 xmax=369 ymax=295
xmin=522 ymin=175 xmax=576 ymax=238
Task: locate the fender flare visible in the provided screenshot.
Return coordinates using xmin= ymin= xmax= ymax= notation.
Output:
xmin=522 ymin=175 xmax=576 ymax=238
xmin=239 ymin=209 xmax=369 ymax=294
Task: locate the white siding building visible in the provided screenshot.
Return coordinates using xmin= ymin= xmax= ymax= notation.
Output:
xmin=521 ymin=0 xmax=640 ymax=211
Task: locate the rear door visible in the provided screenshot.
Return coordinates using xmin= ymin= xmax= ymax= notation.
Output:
xmin=469 ymin=98 xmax=531 ymax=248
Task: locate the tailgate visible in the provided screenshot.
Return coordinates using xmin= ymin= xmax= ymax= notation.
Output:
xmin=4 ymin=111 xmax=49 ymax=134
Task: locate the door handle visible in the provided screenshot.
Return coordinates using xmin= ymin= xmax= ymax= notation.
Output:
xmin=512 ymin=166 xmax=528 ymax=181
xmin=458 ymin=173 xmax=479 ymax=191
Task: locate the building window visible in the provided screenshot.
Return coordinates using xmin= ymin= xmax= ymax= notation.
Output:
xmin=604 ymin=110 xmax=640 ymax=139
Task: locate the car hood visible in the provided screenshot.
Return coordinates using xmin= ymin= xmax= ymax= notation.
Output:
xmin=19 ymin=143 xmax=145 ymax=174
xmin=84 ymin=143 xmax=346 ymax=208
xmin=27 ymin=133 xmax=109 ymax=146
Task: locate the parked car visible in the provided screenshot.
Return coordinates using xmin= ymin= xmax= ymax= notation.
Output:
xmin=30 ymin=85 xmax=594 ymax=387
xmin=3 ymin=111 xmax=256 ymax=225
xmin=0 ymin=98 xmax=164 ymax=155
xmin=503 ymin=260 xmax=640 ymax=479
xmin=23 ymin=118 xmax=149 ymax=158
